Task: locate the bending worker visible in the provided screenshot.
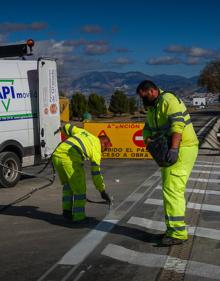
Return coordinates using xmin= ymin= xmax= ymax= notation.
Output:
xmin=136 ymin=80 xmax=198 ymax=246
xmin=52 ymin=123 xmax=112 ymax=222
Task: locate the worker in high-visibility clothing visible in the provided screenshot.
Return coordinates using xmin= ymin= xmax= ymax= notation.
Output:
xmin=52 ymin=124 xmax=112 ymax=222
xmin=136 ymin=80 xmax=199 ymax=246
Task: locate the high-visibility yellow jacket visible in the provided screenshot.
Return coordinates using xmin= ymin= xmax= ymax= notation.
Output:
xmin=53 ymin=124 xmax=105 ymax=192
xmin=143 ymin=89 xmax=199 ymax=147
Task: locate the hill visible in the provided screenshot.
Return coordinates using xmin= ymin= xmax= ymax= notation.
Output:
xmin=58 ymin=71 xmax=200 ymax=98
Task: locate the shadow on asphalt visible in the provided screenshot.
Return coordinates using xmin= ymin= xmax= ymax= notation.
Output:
xmin=0 ymin=205 xmax=163 ymax=245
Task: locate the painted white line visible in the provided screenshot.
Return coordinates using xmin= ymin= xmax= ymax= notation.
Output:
xmin=187 ymin=202 xmax=220 ymax=212
xmin=155 ymin=168 xmax=220 ymax=178
xmin=58 ymin=219 xmax=119 ymax=265
xmin=144 ymin=198 xmax=220 ymax=213
xmin=102 ymin=243 xmax=166 ymax=268
xmin=164 ymin=256 xmax=187 ymax=273
xmin=195 ymin=164 xmax=220 ymax=169
xmin=128 ymin=217 xmax=220 ymax=241
xmin=125 ymin=192 xmax=143 ymax=202
xmin=71 ymin=270 xmax=86 ymax=281
xmin=128 ymin=217 xmax=166 ymax=231
xmin=188 ymin=177 xmax=220 ymax=183
xmin=37 ymin=263 xmax=58 ymax=281
xmin=187 ymin=260 xmax=220 ymax=280
xmin=196 ymin=160 xmax=220 ymax=165
xmin=192 ymin=169 xmax=220 ymax=175
xmin=155 ymin=185 xmax=220 ymax=196
xmin=197 ymin=117 xmax=216 ymax=136
xmin=144 ymin=198 xmax=163 ymax=205
xmin=101 ymin=243 xmax=220 ymax=279
xmin=192 ymin=227 xmax=220 ymax=241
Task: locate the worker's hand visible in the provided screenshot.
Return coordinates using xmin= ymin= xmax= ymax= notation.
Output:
xmin=166 ymin=148 xmax=179 ymax=164
xmin=100 ymin=191 xmax=111 ymax=203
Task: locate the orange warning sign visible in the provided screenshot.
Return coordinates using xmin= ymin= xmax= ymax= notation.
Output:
xmin=84 ymin=122 xmax=152 ymax=159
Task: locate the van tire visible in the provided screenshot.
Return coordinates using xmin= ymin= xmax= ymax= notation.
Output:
xmin=0 ymin=151 xmax=21 ymax=188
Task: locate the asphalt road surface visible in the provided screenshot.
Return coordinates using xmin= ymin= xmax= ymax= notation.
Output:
xmin=0 ymin=111 xmax=219 ymax=281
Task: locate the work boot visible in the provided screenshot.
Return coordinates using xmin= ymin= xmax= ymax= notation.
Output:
xmin=161 ymin=236 xmax=188 ymax=246
xmin=62 ymin=210 xmax=72 ymax=220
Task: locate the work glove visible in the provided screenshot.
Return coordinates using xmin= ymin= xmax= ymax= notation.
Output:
xmin=100 ymin=190 xmax=111 ymax=204
xmin=166 ymin=148 xmax=179 ymax=164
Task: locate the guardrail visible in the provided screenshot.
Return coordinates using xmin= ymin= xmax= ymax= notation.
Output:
xmin=200 ymin=118 xmax=220 ymax=152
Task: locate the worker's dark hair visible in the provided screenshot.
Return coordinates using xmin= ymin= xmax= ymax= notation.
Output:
xmin=136 ymin=80 xmax=158 ymax=94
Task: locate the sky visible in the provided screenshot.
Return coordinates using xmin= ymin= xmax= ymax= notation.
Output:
xmin=0 ymin=0 xmax=220 ymax=78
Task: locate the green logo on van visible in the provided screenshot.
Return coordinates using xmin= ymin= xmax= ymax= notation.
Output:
xmin=0 ymin=80 xmax=14 ymax=112
xmin=0 ymin=79 xmax=34 ymax=112
xmin=1 ymin=98 xmax=11 ymax=112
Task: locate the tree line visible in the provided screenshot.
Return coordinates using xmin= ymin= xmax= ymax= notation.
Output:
xmin=71 ymin=90 xmax=137 ymax=119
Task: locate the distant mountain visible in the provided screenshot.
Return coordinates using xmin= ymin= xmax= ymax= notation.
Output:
xmin=59 ymin=71 xmax=200 ymax=98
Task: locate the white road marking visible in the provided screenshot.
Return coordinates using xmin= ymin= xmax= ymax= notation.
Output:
xmin=197 ymin=117 xmax=216 ymax=136
xmin=187 ymin=202 xmax=220 ymax=212
xmin=71 ymin=270 xmax=86 ymax=281
xmin=164 ymin=256 xmax=187 ymax=273
xmin=196 ymin=160 xmax=220 ymax=165
xmin=192 ymin=169 xmax=220 ymax=175
xmin=128 ymin=217 xmax=166 ymax=232
xmin=187 ymin=260 xmax=220 ymax=280
xmin=102 ymin=243 xmax=166 ymax=267
xmin=125 ymin=192 xmax=144 ymax=202
xmin=144 ymin=198 xmax=220 ymax=212
xmin=128 ymin=217 xmax=220 ymax=241
xmin=155 ymin=169 xmax=220 ymax=178
xmin=194 ymin=164 xmax=220 ymax=169
xmin=58 ymin=219 xmax=119 ymax=265
xmin=188 ymin=177 xmax=220 ymax=183
xmin=155 ymin=185 xmax=220 ymax=196
xmin=102 ymin=244 xmax=220 ymax=279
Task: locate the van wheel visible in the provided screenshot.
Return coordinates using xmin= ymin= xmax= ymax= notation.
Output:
xmin=0 ymin=152 xmax=21 ymax=188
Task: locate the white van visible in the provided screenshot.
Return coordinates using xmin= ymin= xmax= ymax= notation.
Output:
xmin=0 ymin=40 xmax=61 ymax=187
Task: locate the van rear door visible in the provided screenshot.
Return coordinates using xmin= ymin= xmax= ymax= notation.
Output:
xmin=38 ymin=58 xmax=61 ymax=159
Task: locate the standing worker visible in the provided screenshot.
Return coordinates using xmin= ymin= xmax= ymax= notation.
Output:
xmin=52 ymin=123 xmax=112 ymax=222
xmin=136 ymin=80 xmax=198 ymax=245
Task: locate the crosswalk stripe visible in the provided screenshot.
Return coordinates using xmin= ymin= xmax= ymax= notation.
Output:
xmin=102 ymin=243 xmax=220 ymax=279
xmin=196 ymin=160 xmax=220 ymax=165
xmin=128 ymin=217 xmax=220 ymax=241
xmin=192 ymin=169 xmax=220 ymax=175
xmin=155 ymin=170 xmax=220 ymax=177
xmin=187 ymin=202 xmax=220 ymax=212
xmin=58 ymin=219 xmax=119 ymax=265
xmin=155 ymin=185 xmax=220 ymax=196
xmin=144 ymin=198 xmax=220 ymax=212
xmin=188 ymin=177 xmax=220 ymax=183
xmin=194 ymin=164 xmax=220 ymax=169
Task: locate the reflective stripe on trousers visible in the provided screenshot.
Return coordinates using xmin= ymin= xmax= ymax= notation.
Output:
xmin=63 ymin=183 xmax=73 ymax=211
xmin=161 ymin=145 xmax=198 ymax=240
xmin=62 ymin=184 xmax=86 ymax=221
xmin=52 ymin=150 xmax=86 ymax=221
